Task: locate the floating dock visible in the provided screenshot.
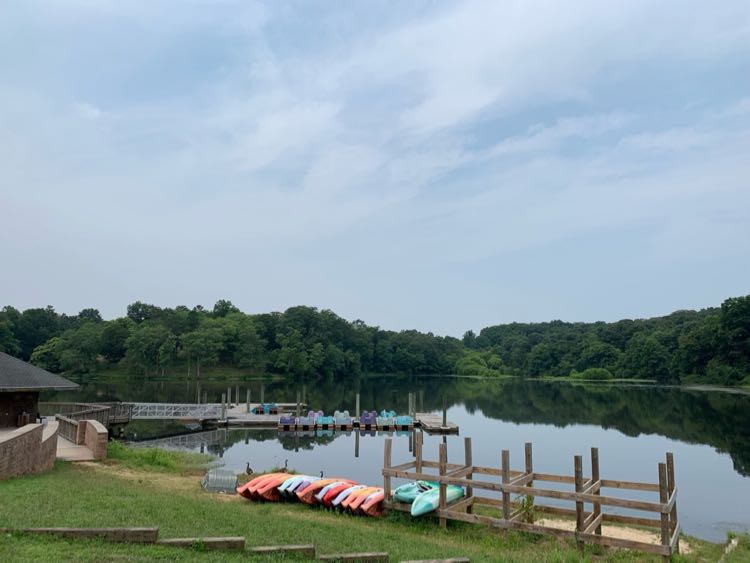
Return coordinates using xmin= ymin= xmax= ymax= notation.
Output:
xmin=413 ymin=412 xmax=459 ymax=434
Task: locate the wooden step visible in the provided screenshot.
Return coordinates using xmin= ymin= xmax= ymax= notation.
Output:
xmin=318 ymin=553 xmax=389 ymax=562
xmin=401 ymin=559 xmax=470 ymax=563
xmin=250 ymin=544 xmax=316 ymax=556
xmin=157 ymin=537 xmax=245 ymax=550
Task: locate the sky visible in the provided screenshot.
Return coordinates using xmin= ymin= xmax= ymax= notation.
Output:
xmin=1 ymin=0 xmax=749 ymax=336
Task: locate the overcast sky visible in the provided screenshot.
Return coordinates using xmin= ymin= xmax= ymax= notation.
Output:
xmin=1 ymin=1 xmax=749 ymax=336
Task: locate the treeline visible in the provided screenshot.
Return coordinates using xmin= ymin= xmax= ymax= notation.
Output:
xmin=0 ymin=301 xmax=461 ymax=378
xmin=463 ymin=295 xmax=750 ymax=385
xmin=0 ymin=295 xmax=748 ymax=384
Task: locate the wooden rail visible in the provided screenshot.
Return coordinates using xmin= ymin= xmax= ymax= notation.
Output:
xmin=383 ymin=437 xmax=680 ymax=561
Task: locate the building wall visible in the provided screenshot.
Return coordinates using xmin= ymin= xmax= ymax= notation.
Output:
xmin=0 ymin=391 xmax=39 ymax=427
xmin=0 ymin=421 xmax=59 ymax=480
xmin=83 ymin=420 xmax=108 ymax=460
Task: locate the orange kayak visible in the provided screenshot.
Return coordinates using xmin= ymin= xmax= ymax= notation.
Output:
xmin=257 ymin=474 xmax=292 ymax=501
xmin=342 ymin=487 xmax=379 ymax=510
xmin=349 ymin=487 xmax=382 ymax=511
xmin=360 ymin=490 xmax=385 ymax=516
xmin=238 ymin=473 xmax=285 ymax=500
xmin=322 ymin=482 xmax=357 ymax=507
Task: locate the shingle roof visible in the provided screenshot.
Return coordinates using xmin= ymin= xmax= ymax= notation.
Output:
xmin=0 ymin=352 xmax=79 ymax=392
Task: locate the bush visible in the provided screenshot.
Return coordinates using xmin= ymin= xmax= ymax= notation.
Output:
xmin=570 ymin=367 xmax=614 ymax=381
xmin=705 ymin=359 xmax=745 ymax=385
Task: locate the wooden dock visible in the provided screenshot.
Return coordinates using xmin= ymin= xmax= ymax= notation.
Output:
xmin=415 ymin=412 xmax=459 ymax=434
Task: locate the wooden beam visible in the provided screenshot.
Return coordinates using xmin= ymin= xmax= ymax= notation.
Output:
xmin=318 ymin=552 xmax=389 ymax=562
xmin=249 ymin=545 xmax=316 ymax=557
xmin=157 ymin=537 xmax=245 ymax=551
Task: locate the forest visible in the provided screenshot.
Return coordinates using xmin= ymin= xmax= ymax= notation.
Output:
xmin=0 ymin=295 xmax=748 ymax=385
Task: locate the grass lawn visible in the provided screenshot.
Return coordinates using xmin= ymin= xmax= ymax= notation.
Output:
xmin=0 ymin=446 xmax=745 ymax=562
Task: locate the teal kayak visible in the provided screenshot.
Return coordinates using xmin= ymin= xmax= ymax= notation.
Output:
xmin=411 ymin=484 xmax=464 ymax=517
xmin=393 ymin=480 xmax=437 ymax=503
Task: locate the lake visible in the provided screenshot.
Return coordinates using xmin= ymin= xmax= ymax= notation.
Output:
xmin=48 ymin=375 xmax=750 ymax=542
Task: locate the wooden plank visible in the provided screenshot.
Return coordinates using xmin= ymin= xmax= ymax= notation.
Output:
xmin=510 ymin=473 xmax=534 ymax=487
xmin=391 ymin=460 xmax=417 ymax=471
xmin=666 ymin=451 xmax=679 ymax=554
xmin=249 ymin=545 xmax=316 ymax=556
xmin=402 ymin=559 xmax=470 ymax=563
xmin=602 ymin=512 xmax=661 ymax=528
xmin=532 ymin=472 xmax=577 ymax=484
xmin=584 ymin=514 xmax=603 ymax=535
xmin=658 ymin=463 xmax=670 ymax=560
xmin=157 ymin=537 xmax=245 ymax=551
xmin=600 ymin=479 xmax=659 ymax=492
xmin=464 ymin=438 xmax=473 ymax=514
xmin=439 ymin=443 xmax=447 ymax=529
xmin=14 ymin=527 xmax=159 ymax=544
xmin=590 ymin=447 xmax=602 ymax=535
xmin=447 ymin=465 xmax=473 ymax=479
xmin=472 ymin=465 xmax=524 ymax=478
xmin=574 ymin=455 xmax=584 ymax=551
xmin=501 ymin=450 xmax=510 ymax=521
xmin=318 ymin=552 xmax=389 ymax=562
xmin=384 ymin=438 xmax=392 ymax=504
xmin=443 ymin=496 xmax=474 ymax=514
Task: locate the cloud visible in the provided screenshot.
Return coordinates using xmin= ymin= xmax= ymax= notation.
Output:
xmin=1 ymin=0 xmax=749 ymax=333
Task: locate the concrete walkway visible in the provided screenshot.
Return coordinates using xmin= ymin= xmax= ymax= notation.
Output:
xmin=56 ymin=435 xmax=95 ymax=462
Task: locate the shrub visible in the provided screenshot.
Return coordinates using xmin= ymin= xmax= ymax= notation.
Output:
xmin=570 ymin=367 xmax=614 ymax=381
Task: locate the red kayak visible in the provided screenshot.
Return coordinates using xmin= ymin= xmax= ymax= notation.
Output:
xmin=360 ymin=490 xmax=385 ymax=517
xmin=257 ymin=474 xmax=292 ymax=502
xmin=237 ymin=473 xmax=285 ymax=500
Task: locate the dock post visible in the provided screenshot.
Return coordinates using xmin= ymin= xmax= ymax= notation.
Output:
xmin=666 ymin=452 xmax=679 ymax=554
xmin=442 ymin=396 xmax=447 ymax=428
xmin=501 ymin=449 xmax=511 ymax=522
xmin=302 ymin=384 xmax=306 ymax=406
xmin=260 ymin=384 xmax=265 ymax=405
xmin=236 ymin=385 xmax=239 ymax=408
xmin=221 ymin=393 xmax=227 ymax=421
xmin=574 ymin=455 xmax=584 ymax=551
xmin=296 ymin=392 xmax=301 ymax=419
xmin=246 ymin=389 xmax=251 ymax=413
xmin=439 ymin=442 xmax=447 ymax=529
xmin=355 ymin=393 xmax=360 ymax=419
xmin=203 ymin=391 xmax=207 ymax=404
xmin=415 ymin=431 xmax=423 ymax=472
xmin=591 ymin=447 xmax=601 ymax=534
xmin=659 ymin=462 xmax=670 ymax=562
xmin=465 ymin=437 xmax=473 ymax=514
xmin=355 ymin=429 xmax=360 ymax=458
xmin=227 ymin=386 xmax=231 ymax=406
xmin=419 ymin=390 xmax=424 ymax=412
xmin=384 ymin=438 xmax=392 ymax=506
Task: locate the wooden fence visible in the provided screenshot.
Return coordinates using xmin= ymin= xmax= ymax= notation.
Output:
xmin=40 ymin=402 xmax=132 ymax=427
xmin=382 ymin=435 xmax=679 ymax=561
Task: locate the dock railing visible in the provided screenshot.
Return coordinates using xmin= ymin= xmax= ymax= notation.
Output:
xmin=382 ymin=435 xmax=679 ymax=561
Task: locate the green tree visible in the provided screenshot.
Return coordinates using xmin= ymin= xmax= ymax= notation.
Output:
xmin=124 ymin=324 xmax=173 ymax=375
xmin=100 ymin=318 xmax=134 ymax=362
xmin=621 ymin=334 xmax=672 ymax=383
xmin=181 ymin=327 xmax=224 ymax=378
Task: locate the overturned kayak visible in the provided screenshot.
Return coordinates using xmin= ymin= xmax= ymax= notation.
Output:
xmin=411 ymin=484 xmax=465 ymax=517
xmin=332 ymin=484 xmax=366 ymax=507
xmin=393 ymin=480 xmax=438 ymax=503
xmin=360 ymin=489 xmax=385 ymax=517
xmin=237 ymin=473 xmax=286 ymax=500
xmin=322 ymin=482 xmax=358 ymax=507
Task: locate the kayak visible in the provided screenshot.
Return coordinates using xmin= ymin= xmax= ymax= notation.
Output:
xmin=278 ymin=475 xmax=313 ymax=497
xmin=342 ymin=486 xmax=379 ymax=510
xmin=411 ymin=485 xmax=465 ymax=517
xmin=393 ymin=480 xmax=438 ymax=503
xmin=332 ymin=485 xmax=366 ymax=507
xmin=297 ymin=478 xmax=345 ymax=504
xmin=315 ymin=481 xmax=355 ymax=504
xmin=322 ymin=482 xmax=357 ymax=507
xmin=257 ymin=474 xmax=292 ymax=501
xmin=239 ymin=473 xmax=286 ymax=500
xmin=360 ymin=490 xmax=385 ymax=517
xmin=349 ymin=487 xmax=382 ymax=511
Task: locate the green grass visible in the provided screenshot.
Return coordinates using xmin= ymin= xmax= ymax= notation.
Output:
xmin=106 ymin=441 xmax=214 ymax=472
xmin=0 ymin=447 xmax=737 ymax=562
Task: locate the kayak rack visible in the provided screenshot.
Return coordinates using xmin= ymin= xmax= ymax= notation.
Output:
xmin=382 ymin=435 xmax=680 ymax=562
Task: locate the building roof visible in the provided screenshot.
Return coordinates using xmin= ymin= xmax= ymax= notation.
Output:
xmin=0 ymin=352 xmax=79 ymax=392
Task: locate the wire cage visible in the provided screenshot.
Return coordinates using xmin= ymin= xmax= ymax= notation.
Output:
xmin=201 ymin=468 xmax=238 ymax=494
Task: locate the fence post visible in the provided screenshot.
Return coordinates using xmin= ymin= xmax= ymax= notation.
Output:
xmin=659 ymin=462 xmax=670 ymax=562
xmin=465 ymin=437 xmax=473 ymax=514
xmin=227 ymin=387 xmax=231 ymax=406
xmin=666 ymin=452 xmax=679 ymax=554
xmin=439 ymin=442 xmax=448 ymax=529
xmin=574 ymin=455 xmax=584 ymax=551
xmin=591 ymin=447 xmax=601 ymax=535
xmin=384 ymin=438 xmax=392 ymax=506
xmin=221 ymin=393 xmax=226 ymax=421
xmin=525 ymin=442 xmax=534 ymax=522
xmin=501 ymin=449 xmax=510 ymax=521
xmin=355 ymin=393 xmax=360 ymax=419
xmin=246 ymin=388 xmax=250 ymax=413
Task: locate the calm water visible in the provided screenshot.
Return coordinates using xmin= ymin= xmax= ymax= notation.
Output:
xmin=48 ymin=376 xmax=750 ymax=541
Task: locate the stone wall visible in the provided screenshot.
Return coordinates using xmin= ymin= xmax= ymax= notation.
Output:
xmin=83 ymin=420 xmax=108 ymax=460
xmin=0 ymin=421 xmax=59 ymax=480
